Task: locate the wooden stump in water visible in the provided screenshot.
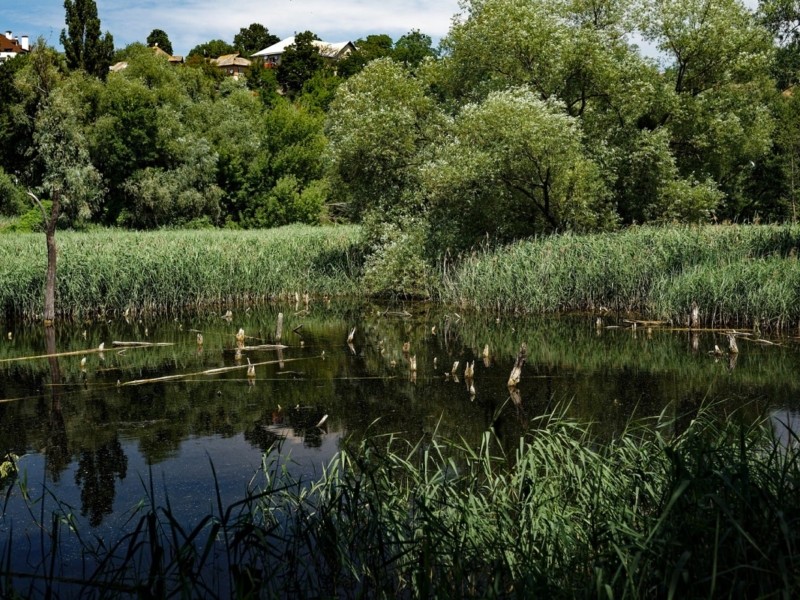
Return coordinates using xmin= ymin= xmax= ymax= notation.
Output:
xmin=728 ymin=333 xmax=739 ymax=354
xmin=507 ymin=343 xmax=527 ymax=387
xmin=275 ymin=313 xmax=284 ymax=343
xmin=690 ymin=301 xmax=700 ymax=329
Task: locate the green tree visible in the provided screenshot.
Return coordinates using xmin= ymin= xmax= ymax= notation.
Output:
xmin=640 ymin=0 xmax=776 ymax=219
xmin=759 ymin=0 xmax=800 ymax=88
xmin=146 ymin=28 xmax=173 ymax=55
xmin=393 ymin=30 xmax=438 ymax=68
xmin=60 ymin=0 xmax=115 ymax=80
xmin=326 ymin=58 xmax=443 ymax=218
xmin=234 ymin=23 xmax=280 ymax=56
xmin=187 ymin=39 xmax=235 ymax=60
xmin=337 ymin=34 xmax=394 ymax=78
xmin=276 ymin=31 xmax=325 ymax=97
xmin=424 ymin=88 xmax=615 ymax=251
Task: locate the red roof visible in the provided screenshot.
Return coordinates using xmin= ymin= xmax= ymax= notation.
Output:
xmin=0 ymin=37 xmax=25 ymax=53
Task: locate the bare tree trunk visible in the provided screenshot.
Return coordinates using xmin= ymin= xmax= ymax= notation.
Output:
xmin=508 ymin=342 xmax=528 ymax=387
xmin=28 ymin=190 xmax=60 ymax=325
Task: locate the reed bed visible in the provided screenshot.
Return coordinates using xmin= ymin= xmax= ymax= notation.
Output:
xmin=0 ymin=225 xmax=363 ymax=319
xmin=2 ymin=404 xmax=799 ymax=598
xmin=441 ymin=224 xmax=800 ymax=329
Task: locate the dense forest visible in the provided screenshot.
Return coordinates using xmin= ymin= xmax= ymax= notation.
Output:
xmin=3 ymin=0 xmax=800 ymax=295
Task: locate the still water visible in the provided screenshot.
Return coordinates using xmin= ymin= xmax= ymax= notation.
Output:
xmin=1 ymin=301 xmax=799 ymax=579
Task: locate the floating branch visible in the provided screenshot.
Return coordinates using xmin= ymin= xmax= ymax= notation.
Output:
xmin=112 ymin=341 xmax=175 ymax=347
xmin=122 ymin=356 xmax=314 ymax=386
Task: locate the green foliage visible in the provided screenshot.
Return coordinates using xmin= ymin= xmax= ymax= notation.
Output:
xmin=336 ymin=34 xmax=394 ymax=78
xmin=233 ymin=23 xmax=279 ymax=56
xmin=0 ymin=168 xmax=27 ymax=216
xmin=392 ymin=29 xmax=438 ymax=68
xmin=326 ymin=58 xmax=443 ymax=217
xmin=3 ymin=200 xmax=51 ymax=232
xmin=60 ymin=0 xmax=114 ymax=80
xmin=362 ymin=213 xmax=434 ymax=297
xmin=146 ymin=29 xmax=173 ymax=56
xmin=187 ymin=39 xmax=236 ymax=60
xmin=424 ymin=88 xmax=616 ymax=251
xmin=276 ymin=31 xmax=325 ymax=97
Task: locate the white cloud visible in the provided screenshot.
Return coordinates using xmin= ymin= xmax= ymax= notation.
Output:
xmin=98 ymin=0 xmax=461 ymax=54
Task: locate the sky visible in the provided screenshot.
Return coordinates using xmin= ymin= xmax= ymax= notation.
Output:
xmin=3 ymin=0 xmax=464 ymax=56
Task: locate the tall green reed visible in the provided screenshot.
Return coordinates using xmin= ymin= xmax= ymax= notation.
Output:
xmin=3 ymin=404 xmax=799 ymax=598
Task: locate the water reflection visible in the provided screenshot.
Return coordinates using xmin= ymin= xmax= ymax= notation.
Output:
xmin=0 ymin=303 xmax=798 ymax=533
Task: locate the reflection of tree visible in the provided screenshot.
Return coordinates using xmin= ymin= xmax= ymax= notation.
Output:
xmin=243 ymin=415 xmax=285 ymax=453
xmin=45 ymin=326 xmax=69 ymax=481
xmin=74 ymin=436 xmax=128 ymax=526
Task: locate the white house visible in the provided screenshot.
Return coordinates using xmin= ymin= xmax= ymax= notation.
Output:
xmin=0 ymin=31 xmax=29 ymax=64
xmin=251 ymin=36 xmax=355 ymax=67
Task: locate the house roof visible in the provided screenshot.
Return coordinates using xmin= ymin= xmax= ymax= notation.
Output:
xmin=0 ymin=37 xmax=25 ymax=53
xmin=212 ymin=53 xmax=252 ymax=68
xmin=251 ymin=36 xmax=354 ymax=59
xmin=152 ymin=45 xmax=184 ymax=63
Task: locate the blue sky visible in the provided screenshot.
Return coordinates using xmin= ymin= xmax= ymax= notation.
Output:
xmin=3 ymin=0 xmax=463 ymax=55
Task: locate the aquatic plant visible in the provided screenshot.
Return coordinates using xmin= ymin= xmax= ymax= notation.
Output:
xmin=2 ymin=404 xmax=799 ymax=598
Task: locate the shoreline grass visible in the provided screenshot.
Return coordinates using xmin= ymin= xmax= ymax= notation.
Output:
xmin=440 ymin=224 xmax=800 ymax=329
xmin=0 ymin=225 xmax=364 ymax=319
xmin=2 ymin=404 xmax=798 ymax=598
xmin=3 ymin=223 xmax=800 ymax=329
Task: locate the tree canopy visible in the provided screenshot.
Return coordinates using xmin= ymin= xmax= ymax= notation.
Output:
xmin=60 ymin=0 xmax=114 ymax=80
xmin=146 ymin=29 xmax=173 ymax=55
xmin=234 ymin=23 xmax=280 ymax=56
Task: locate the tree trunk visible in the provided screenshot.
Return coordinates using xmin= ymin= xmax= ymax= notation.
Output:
xmin=43 ymin=191 xmax=60 ymax=325
xmin=28 ymin=190 xmax=60 ymax=325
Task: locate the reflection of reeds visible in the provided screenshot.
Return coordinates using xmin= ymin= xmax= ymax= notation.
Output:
xmin=6 ymin=405 xmax=800 ymax=598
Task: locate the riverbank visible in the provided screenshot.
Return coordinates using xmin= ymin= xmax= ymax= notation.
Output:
xmin=3 ymin=224 xmax=800 ymax=329
xmin=0 ymin=225 xmax=363 ymax=319
xmin=442 ymin=224 xmax=800 ymax=330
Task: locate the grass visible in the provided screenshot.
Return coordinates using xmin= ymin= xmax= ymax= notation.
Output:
xmin=440 ymin=224 xmax=800 ymax=329
xmin=1 ymin=404 xmax=799 ymax=598
xmin=0 ymin=225 xmax=364 ymax=319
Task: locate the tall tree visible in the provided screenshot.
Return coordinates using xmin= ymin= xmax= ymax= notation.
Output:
xmin=146 ymin=28 xmax=173 ymax=55
xmin=234 ymin=23 xmax=280 ymax=56
xmin=277 ymin=31 xmax=325 ymax=96
xmin=60 ymin=0 xmax=115 ymax=80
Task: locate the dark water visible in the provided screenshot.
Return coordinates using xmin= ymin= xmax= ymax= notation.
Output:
xmin=1 ymin=301 xmax=799 ymax=581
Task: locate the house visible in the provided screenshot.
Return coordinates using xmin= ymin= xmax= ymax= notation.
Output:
xmin=109 ymin=44 xmax=184 ymax=74
xmin=210 ymin=53 xmax=251 ymax=78
xmin=0 ymin=31 xmax=29 ymax=64
xmin=251 ymin=36 xmax=356 ymax=67
xmin=151 ymin=44 xmax=184 ymax=65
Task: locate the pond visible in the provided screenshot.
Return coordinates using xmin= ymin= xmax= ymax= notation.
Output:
xmin=1 ymin=300 xmax=799 ymax=589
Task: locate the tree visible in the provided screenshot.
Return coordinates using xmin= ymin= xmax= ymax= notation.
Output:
xmin=276 ymin=31 xmax=325 ymax=96
xmin=60 ymin=0 xmax=115 ymax=80
xmin=759 ymin=0 xmax=800 ymax=88
xmin=187 ymin=39 xmax=235 ymax=60
xmin=146 ymin=28 xmax=173 ymax=55
xmin=337 ymin=34 xmax=394 ymax=78
xmin=234 ymin=23 xmax=280 ymax=56
xmin=424 ymin=88 xmax=615 ymax=251
xmin=393 ymin=30 xmax=438 ymax=68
